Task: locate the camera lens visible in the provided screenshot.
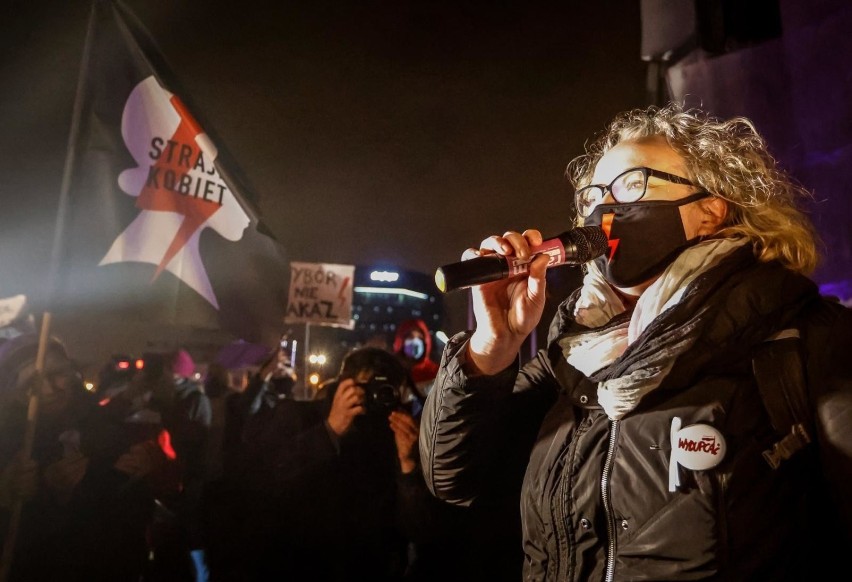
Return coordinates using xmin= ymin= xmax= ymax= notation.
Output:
xmin=361 ymin=378 xmax=400 ymax=414
xmin=373 ymin=384 xmax=398 ymax=408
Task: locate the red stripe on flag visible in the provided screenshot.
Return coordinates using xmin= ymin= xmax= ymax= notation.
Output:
xmin=134 ymin=96 xmax=222 ymax=282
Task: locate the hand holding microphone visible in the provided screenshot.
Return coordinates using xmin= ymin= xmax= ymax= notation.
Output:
xmin=435 ymin=226 xmax=608 ymax=293
xmin=440 ymin=227 xmax=607 ymax=376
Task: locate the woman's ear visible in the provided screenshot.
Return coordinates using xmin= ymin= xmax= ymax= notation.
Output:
xmin=697 ymin=195 xmax=728 ymax=235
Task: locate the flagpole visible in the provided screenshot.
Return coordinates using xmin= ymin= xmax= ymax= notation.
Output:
xmin=303 ymin=322 xmax=311 ymax=399
xmin=0 ymin=2 xmax=97 ymax=578
xmin=0 ymin=314 xmax=52 ymax=582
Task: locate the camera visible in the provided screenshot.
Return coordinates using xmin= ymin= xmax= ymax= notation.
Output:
xmin=358 ymin=375 xmax=401 ymax=415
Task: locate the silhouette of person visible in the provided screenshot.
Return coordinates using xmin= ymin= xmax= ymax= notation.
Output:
xmin=100 ymin=75 xmax=251 ymax=309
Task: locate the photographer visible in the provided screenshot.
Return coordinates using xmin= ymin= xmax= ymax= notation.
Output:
xmin=296 ymin=348 xmax=425 ymax=580
xmin=233 ymin=347 xmax=462 ymax=581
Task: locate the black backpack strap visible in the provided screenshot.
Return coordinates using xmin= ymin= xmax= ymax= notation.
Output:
xmin=751 ymin=328 xmax=813 ymax=469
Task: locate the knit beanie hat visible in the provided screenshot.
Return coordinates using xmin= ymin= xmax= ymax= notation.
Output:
xmin=172 ymin=349 xmax=195 ymax=378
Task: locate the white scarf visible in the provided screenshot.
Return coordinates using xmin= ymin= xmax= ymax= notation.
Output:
xmin=561 ymin=238 xmax=747 ymax=420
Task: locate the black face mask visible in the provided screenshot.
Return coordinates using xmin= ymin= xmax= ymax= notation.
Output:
xmin=584 ymin=192 xmax=709 ymax=288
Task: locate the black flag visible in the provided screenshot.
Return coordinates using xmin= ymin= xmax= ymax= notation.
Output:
xmin=47 ymin=0 xmax=288 ymax=346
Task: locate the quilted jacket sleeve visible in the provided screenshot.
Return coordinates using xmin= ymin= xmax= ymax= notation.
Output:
xmin=419 ymin=331 xmax=559 ymax=507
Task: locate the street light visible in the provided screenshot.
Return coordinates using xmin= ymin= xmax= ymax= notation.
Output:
xmin=308 ymin=353 xmax=327 ymax=365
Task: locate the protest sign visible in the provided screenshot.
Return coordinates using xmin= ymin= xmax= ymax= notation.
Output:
xmin=284 ymin=262 xmax=354 ymax=328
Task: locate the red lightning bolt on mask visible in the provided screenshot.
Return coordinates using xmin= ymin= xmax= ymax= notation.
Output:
xmin=601 ymin=213 xmax=620 ymax=261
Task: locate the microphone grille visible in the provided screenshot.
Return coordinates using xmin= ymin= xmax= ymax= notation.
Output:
xmin=568 ymin=226 xmax=609 ymax=261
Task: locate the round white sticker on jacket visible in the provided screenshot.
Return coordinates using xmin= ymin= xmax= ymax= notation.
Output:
xmin=668 ymin=417 xmax=726 ymax=492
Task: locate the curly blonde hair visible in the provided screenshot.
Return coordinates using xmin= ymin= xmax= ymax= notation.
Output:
xmin=566 ymin=103 xmax=819 ymax=274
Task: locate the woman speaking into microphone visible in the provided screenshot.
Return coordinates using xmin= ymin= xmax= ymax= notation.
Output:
xmin=419 ymin=104 xmax=852 ymax=581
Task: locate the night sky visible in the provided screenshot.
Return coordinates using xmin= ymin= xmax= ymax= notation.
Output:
xmin=0 ymin=0 xmax=646 ymax=283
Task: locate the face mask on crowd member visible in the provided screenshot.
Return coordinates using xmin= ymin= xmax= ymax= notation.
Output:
xmin=402 ymin=336 xmax=425 ymax=360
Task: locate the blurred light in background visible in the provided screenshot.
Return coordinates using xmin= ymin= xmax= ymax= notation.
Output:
xmin=370 ymin=270 xmax=400 ymax=283
xmin=354 ymin=287 xmax=428 ymax=300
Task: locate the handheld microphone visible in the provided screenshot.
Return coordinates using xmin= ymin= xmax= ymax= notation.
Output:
xmin=434 ymin=226 xmax=609 ymax=293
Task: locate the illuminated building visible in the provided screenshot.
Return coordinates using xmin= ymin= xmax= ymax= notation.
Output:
xmin=294 ymin=266 xmax=443 ymax=380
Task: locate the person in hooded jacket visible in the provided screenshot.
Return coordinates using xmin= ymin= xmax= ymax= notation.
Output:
xmin=420 ymin=104 xmax=852 ymax=581
xmin=0 ymin=327 xmax=167 ymax=581
xmin=393 ymin=319 xmax=439 ymax=400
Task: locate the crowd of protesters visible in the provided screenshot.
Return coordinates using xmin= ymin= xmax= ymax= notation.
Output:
xmin=0 ymin=310 xmax=521 ymax=582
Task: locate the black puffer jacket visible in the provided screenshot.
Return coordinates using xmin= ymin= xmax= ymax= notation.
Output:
xmin=421 ymin=247 xmax=852 ymax=581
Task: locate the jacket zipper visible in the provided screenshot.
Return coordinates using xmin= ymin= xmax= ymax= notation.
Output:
xmin=601 ymin=419 xmax=619 ymax=582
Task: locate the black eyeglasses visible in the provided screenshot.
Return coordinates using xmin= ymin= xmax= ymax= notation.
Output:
xmin=574 ymin=166 xmax=699 ymax=217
